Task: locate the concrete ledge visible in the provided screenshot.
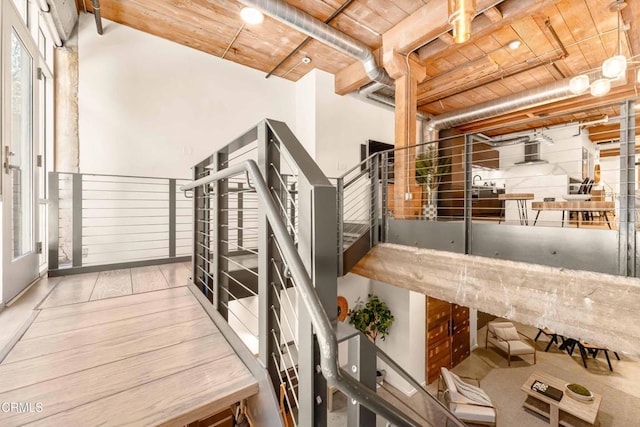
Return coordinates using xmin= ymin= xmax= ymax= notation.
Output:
xmin=352 ymin=243 xmax=640 ymax=355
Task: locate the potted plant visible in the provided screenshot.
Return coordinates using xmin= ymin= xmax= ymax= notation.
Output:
xmin=416 ymin=144 xmax=450 ymax=220
xmin=348 ymin=294 xmax=395 ymax=385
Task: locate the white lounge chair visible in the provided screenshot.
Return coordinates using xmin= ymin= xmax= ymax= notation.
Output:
xmin=438 ymin=367 xmax=497 ymax=426
xmin=486 ymin=321 xmax=536 ymax=366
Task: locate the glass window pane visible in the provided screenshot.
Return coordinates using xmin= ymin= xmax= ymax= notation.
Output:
xmin=10 ymin=31 xmax=34 ymax=259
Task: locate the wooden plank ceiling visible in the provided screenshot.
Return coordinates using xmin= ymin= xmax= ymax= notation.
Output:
xmin=85 ymin=0 xmax=640 ymax=134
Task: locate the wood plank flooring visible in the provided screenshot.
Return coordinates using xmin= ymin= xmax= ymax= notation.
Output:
xmin=0 ymin=262 xmax=258 ymax=426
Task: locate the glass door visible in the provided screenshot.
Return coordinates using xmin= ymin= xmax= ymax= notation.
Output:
xmin=1 ymin=2 xmax=40 ymax=303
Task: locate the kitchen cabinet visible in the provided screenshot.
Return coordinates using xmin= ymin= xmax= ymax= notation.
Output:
xmin=426 ymin=296 xmax=470 ymax=384
xmin=437 ymin=133 xmax=501 ymax=217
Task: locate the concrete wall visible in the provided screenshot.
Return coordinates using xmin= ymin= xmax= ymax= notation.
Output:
xmin=77 ymin=15 xmax=296 ymax=179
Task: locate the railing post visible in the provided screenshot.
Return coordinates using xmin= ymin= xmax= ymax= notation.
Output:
xmin=48 ymin=172 xmax=59 ymax=271
xmin=257 ymin=122 xmax=282 ymax=394
xmin=464 ymin=134 xmax=473 ymax=255
xmin=217 ymin=151 xmax=229 ymax=319
xmin=371 ymin=155 xmax=380 ymax=246
xmin=169 ymin=179 xmax=176 ymax=258
xmin=298 ymin=179 xmax=335 ymax=427
xmin=192 ymin=156 xmax=213 ymax=303
xmin=347 ymin=334 xmax=377 ymax=426
xmin=72 ymin=174 xmax=83 ymax=267
xmin=337 ymin=177 xmax=344 ymax=276
xmin=381 ymin=152 xmax=388 ymax=242
xmin=619 ymin=99 xmax=636 ymax=277
xmin=237 ymin=182 xmax=244 ymax=249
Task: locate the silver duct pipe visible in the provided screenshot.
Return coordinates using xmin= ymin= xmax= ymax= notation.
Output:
xmin=237 ymin=0 xmax=394 ymax=87
xmin=423 ymin=77 xmax=579 ymax=141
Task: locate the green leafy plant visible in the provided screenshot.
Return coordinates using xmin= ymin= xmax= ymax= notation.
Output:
xmin=348 ymin=294 xmax=395 ymax=343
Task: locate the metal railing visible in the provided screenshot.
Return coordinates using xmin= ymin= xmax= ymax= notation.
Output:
xmin=48 ymin=172 xmax=192 ymax=275
xmin=183 ymin=119 xmax=464 ymax=426
xmin=337 ymin=99 xmax=638 ymax=278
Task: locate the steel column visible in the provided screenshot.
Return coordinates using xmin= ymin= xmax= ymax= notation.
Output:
xmin=619 ymin=100 xmax=636 ymax=277
xmin=298 ymin=178 xmax=335 ymax=427
xmin=72 ymin=174 xmax=83 ymax=267
xmin=347 ymin=334 xmax=377 ymax=426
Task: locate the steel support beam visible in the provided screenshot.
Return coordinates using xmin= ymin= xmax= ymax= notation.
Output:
xmin=619 ymin=100 xmax=636 ymax=277
xmin=347 ymin=334 xmax=377 ymax=426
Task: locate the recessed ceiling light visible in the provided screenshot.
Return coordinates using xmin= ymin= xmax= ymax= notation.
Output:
xmin=508 ymin=39 xmax=521 ymax=50
xmin=240 ymin=7 xmax=264 ymax=25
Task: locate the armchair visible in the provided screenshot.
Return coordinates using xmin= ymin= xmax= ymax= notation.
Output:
xmin=438 ymin=367 xmax=496 ymax=426
xmin=486 ymin=321 xmax=536 ymax=366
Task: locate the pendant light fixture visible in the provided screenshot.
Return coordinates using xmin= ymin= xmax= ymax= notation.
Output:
xmin=602 ymin=0 xmax=627 ymax=79
xmin=448 ymin=0 xmax=476 ymax=43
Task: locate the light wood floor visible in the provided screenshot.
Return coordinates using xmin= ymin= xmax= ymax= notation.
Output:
xmin=0 ymin=262 xmax=258 ymax=426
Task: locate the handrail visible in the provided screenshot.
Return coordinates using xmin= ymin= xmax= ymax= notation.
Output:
xmin=181 ymin=160 xmax=422 ymax=427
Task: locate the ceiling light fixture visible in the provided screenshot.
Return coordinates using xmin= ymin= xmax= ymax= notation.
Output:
xmin=240 ymin=7 xmax=264 ymax=25
xmin=507 ymin=39 xmax=521 ymax=50
xmin=448 ymin=0 xmax=476 ymax=44
xmin=569 ymin=74 xmax=590 ymax=94
xmin=602 ymin=0 xmax=627 ymax=78
xmin=590 ymin=78 xmax=611 ymax=97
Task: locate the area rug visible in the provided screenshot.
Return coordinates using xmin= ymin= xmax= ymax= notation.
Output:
xmin=480 ymin=361 xmax=640 ymax=426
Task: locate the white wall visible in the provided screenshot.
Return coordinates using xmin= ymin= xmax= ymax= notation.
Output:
xmin=77 ymin=16 xmax=296 ymax=178
xmin=477 ymin=125 xmax=599 ymax=223
xmin=368 ymin=281 xmax=424 ymax=395
xmin=295 ymin=69 xmax=395 ymax=178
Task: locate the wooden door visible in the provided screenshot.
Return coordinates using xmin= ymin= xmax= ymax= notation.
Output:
xmin=426 ymin=297 xmax=470 ymax=383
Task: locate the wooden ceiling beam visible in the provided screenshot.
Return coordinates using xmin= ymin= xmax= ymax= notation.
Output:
xmin=334 ymin=48 xmax=382 ymax=95
xmin=417 ymin=0 xmax=561 ymax=63
xmin=483 ymin=6 xmax=503 ymax=23
xmin=335 ymin=0 xmax=496 ymax=94
xmin=589 ymin=117 xmax=640 ymax=143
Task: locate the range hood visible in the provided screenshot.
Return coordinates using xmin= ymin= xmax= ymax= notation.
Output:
xmin=515 ymin=139 xmax=548 ymax=165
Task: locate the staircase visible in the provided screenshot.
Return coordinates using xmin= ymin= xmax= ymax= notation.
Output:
xmin=182 ymin=119 xmax=465 ymax=426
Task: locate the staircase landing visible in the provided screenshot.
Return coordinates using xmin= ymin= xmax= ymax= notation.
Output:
xmin=0 ymin=286 xmax=258 ymax=426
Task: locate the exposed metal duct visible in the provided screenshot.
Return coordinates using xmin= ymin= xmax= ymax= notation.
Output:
xmin=423 ymin=77 xmax=579 ymax=141
xmin=237 ymin=0 xmax=394 ymax=87
xmin=91 ymin=0 xmax=104 ymax=35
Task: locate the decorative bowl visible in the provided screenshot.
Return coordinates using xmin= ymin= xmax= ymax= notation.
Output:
xmin=565 ymin=383 xmax=593 ymax=401
xmin=562 ymin=194 xmax=591 ymax=201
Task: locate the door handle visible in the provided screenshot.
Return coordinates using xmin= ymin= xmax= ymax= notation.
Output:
xmin=4 ymin=146 xmax=19 ymax=175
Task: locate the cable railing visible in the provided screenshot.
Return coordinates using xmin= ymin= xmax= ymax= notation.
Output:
xmin=335 ymin=98 xmax=637 ymax=278
xmin=183 ymin=119 xmax=465 ymax=427
xmin=48 ymin=172 xmax=192 ymax=275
